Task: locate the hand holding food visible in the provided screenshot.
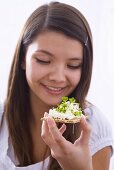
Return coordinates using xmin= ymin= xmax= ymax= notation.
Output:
xmin=41 ymin=109 xmax=92 ymax=170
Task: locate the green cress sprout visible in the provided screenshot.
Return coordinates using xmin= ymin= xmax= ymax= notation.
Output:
xmin=56 ymin=97 xmax=82 ymax=116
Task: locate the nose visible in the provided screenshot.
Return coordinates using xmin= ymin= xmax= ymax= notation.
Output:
xmin=49 ymin=65 xmax=66 ymax=82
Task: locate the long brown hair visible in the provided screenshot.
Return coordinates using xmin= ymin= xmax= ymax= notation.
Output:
xmin=4 ymin=1 xmax=93 ymax=169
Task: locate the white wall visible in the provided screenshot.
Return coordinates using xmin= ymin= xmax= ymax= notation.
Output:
xmin=0 ymin=0 xmax=114 ymax=169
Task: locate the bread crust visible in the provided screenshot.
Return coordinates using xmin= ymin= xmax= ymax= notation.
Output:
xmin=41 ymin=116 xmax=82 ymax=123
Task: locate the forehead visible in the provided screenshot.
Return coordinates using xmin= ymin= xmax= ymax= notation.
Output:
xmin=36 ymin=30 xmax=83 ymax=47
xmin=28 ymin=31 xmax=83 ymax=58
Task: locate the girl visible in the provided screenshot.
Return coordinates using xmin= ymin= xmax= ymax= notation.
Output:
xmin=0 ymin=1 xmax=113 ymax=170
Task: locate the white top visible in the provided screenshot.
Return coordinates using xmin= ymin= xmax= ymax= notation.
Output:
xmin=0 ymin=103 xmax=113 ymax=170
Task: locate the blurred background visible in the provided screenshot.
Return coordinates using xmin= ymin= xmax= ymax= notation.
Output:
xmin=0 ymin=0 xmax=114 ymax=169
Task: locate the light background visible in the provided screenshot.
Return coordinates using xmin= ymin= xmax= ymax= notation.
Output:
xmin=0 ymin=0 xmax=114 ymax=169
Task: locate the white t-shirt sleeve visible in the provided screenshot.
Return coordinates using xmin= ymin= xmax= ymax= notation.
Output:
xmin=85 ymin=105 xmax=114 ymax=156
xmin=0 ymin=102 xmax=4 ymax=122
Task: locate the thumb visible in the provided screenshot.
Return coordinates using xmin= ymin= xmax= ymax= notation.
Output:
xmin=74 ymin=115 xmax=91 ymax=146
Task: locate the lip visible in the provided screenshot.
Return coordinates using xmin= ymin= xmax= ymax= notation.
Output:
xmin=41 ymin=84 xmax=66 ymax=95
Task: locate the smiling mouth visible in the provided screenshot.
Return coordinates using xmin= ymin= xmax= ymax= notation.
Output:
xmin=46 ymin=86 xmax=64 ymax=91
xmin=42 ymin=84 xmax=66 ymax=94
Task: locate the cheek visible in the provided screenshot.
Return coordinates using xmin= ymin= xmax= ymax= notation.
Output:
xmin=25 ymin=62 xmax=39 ymax=82
xmin=25 ymin=62 xmax=48 ymax=83
xmin=69 ymin=70 xmax=81 ymax=87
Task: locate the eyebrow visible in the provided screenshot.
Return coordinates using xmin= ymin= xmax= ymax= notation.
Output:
xmin=35 ymin=49 xmax=54 ymax=57
xmin=35 ymin=49 xmax=82 ymax=60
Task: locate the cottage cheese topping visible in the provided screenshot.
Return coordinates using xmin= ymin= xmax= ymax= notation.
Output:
xmin=48 ymin=97 xmax=82 ymax=120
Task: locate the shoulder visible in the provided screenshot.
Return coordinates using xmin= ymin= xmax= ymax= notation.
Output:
xmin=84 ymin=104 xmax=114 ymax=155
xmin=84 ymin=104 xmax=109 ymax=127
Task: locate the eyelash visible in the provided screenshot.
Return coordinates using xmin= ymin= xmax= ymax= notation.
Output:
xmin=36 ymin=58 xmax=50 ymax=64
xmin=67 ymin=64 xmax=82 ymax=69
xmin=36 ymin=58 xmax=82 ymax=69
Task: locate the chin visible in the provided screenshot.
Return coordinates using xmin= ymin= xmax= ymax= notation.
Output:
xmin=42 ymin=96 xmax=63 ymax=107
xmin=46 ymin=99 xmax=62 ymax=107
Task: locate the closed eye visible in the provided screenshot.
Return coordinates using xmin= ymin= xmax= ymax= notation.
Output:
xmin=35 ymin=58 xmax=50 ymax=64
xmin=67 ymin=64 xmax=82 ymax=69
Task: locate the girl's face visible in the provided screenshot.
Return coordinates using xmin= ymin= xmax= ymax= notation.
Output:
xmin=24 ymin=31 xmax=83 ymax=106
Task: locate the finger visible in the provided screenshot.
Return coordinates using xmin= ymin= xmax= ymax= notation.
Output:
xmin=41 ymin=117 xmax=49 ymax=138
xmin=59 ymin=124 xmax=66 ymax=135
xmin=74 ymin=115 xmax=91 ymax=146
xmin=41 ymin=112 xmax=49 ymax=134
xmin=41 ymin=114 xmax=53 ymax=146
xmin=47 ymin=117 xmax=66 ymax=145
xmin=44 ymin=111 xmax=49 ymax=117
